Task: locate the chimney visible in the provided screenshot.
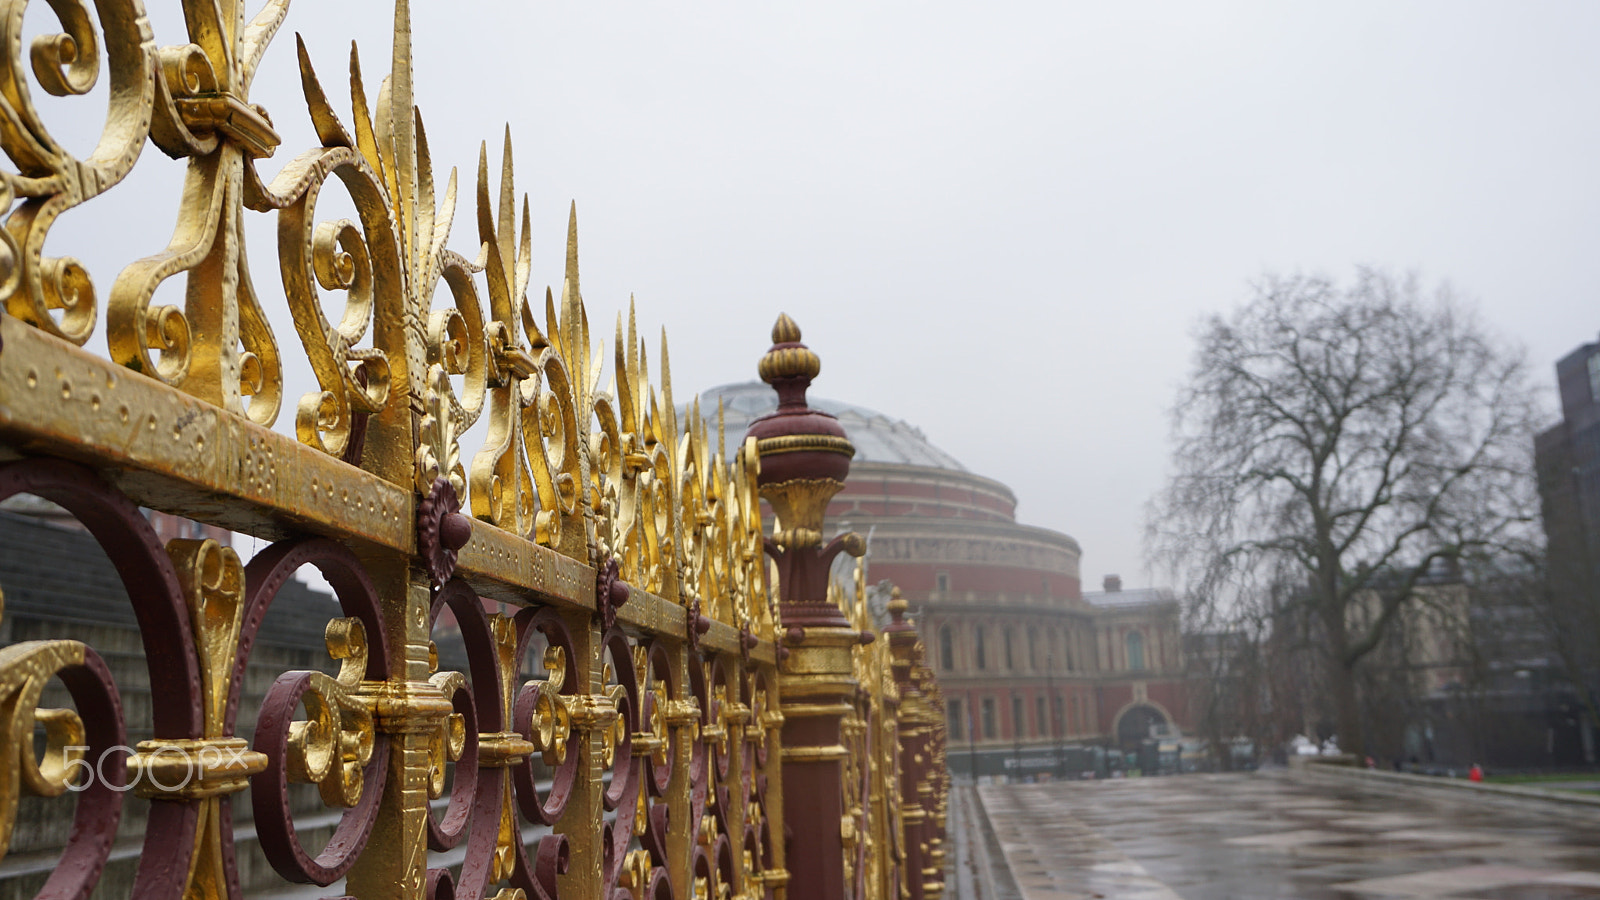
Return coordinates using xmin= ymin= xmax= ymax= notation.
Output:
xmin=1103 ymin=574 xmax=1122 ymax=593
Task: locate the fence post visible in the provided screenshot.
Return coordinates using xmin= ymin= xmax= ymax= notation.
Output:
xmin=346 ymin=568 xmax=448 ymax=900
xmin=556 ymin=607 xmax=606 ymax=896
xmin=747 ymin=315 xmax=864 ymax=900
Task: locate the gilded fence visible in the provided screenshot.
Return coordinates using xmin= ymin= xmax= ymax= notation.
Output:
xmin=0 ymin=1 xmax=945 ymax=899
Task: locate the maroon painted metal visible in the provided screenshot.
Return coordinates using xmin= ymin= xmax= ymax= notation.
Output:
xmin=599 ymin=625 xmax=642 ymax=893
xmin=0 ymin=459 xmax=202 ymax=900
xmin=37 ymin=649 xmax=125 ymax=900
xmin=643 ymin=641 xmax=675 ymax=798
xmin=511 ymin=608 xmax=579 ymax=826
xmin=253 ymin=670 xmax=391 ymax=884
xmin=887 ymin=599 xmax=943 ymax=900
xmin=426 ymin=582 xmax=484 ymax=853
xmin=245 ymin=538 xmax=394 ymax=885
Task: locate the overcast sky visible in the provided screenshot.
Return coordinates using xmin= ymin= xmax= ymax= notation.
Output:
xmin=36 ymin=1 xmax=1600 ymax=591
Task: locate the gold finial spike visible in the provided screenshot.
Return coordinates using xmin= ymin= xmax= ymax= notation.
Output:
xmin=498 ymin=126 xmax=516 ymax=264
xmin=614 ymin=311 xmax=632 ymax=426
xmin=627 ymin=296 xmax=639 ymax=398
xmin=517 ymin=195 xmax=533 ymax=299
xmin=627 ymin=305 xmax=646 ymax=416
xmin=348 ymin=42 xmax=386 ymax=188
xmin=660 ymin=328 xmax=676 ymax=443
xmin=474 ymin=139 xmax=501 ymax=289
xmin=391 ymin=0 xmax=416 ymax=252
xmin=771 ymin=312 xmax=801 ymax=345
xmin=564 ymin=201 xmax=580 ymax=299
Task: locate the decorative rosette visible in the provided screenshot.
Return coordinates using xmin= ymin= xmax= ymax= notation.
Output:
xmin=418 ymin=477 xmax=473 ymax=587
xmin=596 ymin=556 xmax=631 ymax=631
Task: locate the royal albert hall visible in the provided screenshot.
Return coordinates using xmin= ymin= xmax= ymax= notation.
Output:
xmin=703 ymin=382 xmax=1191 ymax=777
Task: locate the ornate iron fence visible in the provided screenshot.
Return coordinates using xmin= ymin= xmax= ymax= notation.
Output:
xmin=0 ymin=1 xmax=946 ymax=899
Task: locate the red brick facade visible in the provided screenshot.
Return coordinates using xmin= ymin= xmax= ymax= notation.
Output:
xmin=699 ymin=383 xmax=1190 ymax=775
xmin=838 ymin=460 xmax=1191 ymax=774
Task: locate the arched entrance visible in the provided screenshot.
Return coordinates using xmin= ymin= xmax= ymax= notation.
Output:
xmin=1115 ymin=704 xmax=1169 ymax=751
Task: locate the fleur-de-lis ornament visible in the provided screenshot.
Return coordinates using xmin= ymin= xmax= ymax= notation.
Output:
xmin=241 ymin=0 xmax=485 ymax=483
xmin=106 ymin=0 xmax=290 ymax=426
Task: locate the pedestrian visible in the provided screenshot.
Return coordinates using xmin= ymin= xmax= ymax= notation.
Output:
xmin=1468 ymin=763 xmax=1484 ymax=783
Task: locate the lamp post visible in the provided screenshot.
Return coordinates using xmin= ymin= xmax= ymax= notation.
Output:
xmin=1012 ymin=695 xmax=1021 ymax=782
xmin=967 ymin=698 xmax=977 ymax=782
xmin=1047 ymin=654 xmax=1063 ymax=777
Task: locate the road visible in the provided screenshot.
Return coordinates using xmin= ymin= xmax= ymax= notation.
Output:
xmin=973 ymin=771 xmax=1600 ymax=899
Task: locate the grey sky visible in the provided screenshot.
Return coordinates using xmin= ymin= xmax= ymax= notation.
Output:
xmin=34 ymin=1 xmax=1600 ymax=591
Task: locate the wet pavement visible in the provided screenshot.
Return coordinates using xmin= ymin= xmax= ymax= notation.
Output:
xmin=975 ymin=771 xmax=1600 ymax=899
xmin=950 ymin=783 xmax=1022 ymax=899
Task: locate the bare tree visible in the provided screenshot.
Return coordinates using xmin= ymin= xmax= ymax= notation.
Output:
xmin=1149 ymin=269 xmax=1540 ymax=756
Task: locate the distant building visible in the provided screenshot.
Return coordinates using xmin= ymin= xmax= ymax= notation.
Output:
xmin=0 ymin=492 xmax=233 ymax=546
xmin=1535 ymin=336 xmax=1600 ymax=634
xmin=1519 ymin=335 xmax=1600 ymax=768
xmin=700 ymin=382 xmax=1191 ymax=777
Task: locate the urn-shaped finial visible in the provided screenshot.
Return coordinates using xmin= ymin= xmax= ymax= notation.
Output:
xmin=757 ymin=312 xmax=823 ymax=409
xmin=747 ymin=315 xmax=854 ymax=502
xmin=887 ymin=587 xmax=910 ymax=627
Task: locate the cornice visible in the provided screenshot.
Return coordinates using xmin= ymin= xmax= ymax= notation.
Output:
xmin=848 ymin=460 xmax=1019 ymax=505
xmin=919 ymin=600 xmax=1096 ymax=618
xmin=837 ymin=518 xmax=1083 ymax=556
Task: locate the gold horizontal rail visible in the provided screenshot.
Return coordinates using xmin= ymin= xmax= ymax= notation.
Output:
xmin=0 ymin=316 xmax=768 ymax=661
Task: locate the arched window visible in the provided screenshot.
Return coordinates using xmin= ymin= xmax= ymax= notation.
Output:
xmin=1004 ymin=628 xmax=1014 ymax=669
xmin=939 ymin=626 xmax=954 ymax=671
xmin=1127 ymin=631 xmax=1146 ymax=671
xmin=1028 ymin=631 xmax=1038 ymax=670
xmin=975 ymin=625 xmax=987 ymax=670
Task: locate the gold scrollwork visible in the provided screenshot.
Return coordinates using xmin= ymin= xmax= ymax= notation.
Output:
xmin=425 ymin=670 xmax=466 ymax=800
xmin=631 ymin=677 xmax=669 ymax=768
xmin=1 ymin=0 xmax=159 ymax=347
xmin=287 ymin=618 xmax=377 ymax=809
xmin=0 ymin=635 xmax=91 ymax=859
xmin=617 ymin=848 xmax=654 ymax=900
xmin=527 ymin=644 xmax=572 ymax=767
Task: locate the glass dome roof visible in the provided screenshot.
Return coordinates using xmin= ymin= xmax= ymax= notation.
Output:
xmin=691 ymin=382 xmax=967 ymax=472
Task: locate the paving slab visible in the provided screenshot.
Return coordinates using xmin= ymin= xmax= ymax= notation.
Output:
xmin=974 ymin=772 xmax=1600 ymax=899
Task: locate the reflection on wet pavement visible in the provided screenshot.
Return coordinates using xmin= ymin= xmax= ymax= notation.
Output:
xmin=975 ymin=772 xmax=1600 ymax=899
